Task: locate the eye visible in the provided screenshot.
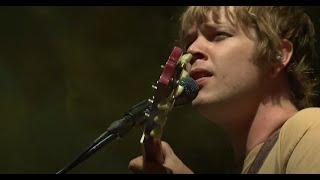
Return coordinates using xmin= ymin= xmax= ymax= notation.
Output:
xmin=212 ymin=31 xmax=232 ymax=42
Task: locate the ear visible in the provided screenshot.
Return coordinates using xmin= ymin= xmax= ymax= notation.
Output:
xmin=270 ymin=39 xmax=293 ymax=78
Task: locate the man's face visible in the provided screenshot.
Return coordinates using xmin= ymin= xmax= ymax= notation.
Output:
xmin=185 ymin=9 xmax=265 ymax=123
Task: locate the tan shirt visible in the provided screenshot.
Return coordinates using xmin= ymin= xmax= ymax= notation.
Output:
xmin=242 ymin=107 xmax=320 ymax=174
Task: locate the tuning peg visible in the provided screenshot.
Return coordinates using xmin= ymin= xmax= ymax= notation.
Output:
xmin=148 ymin=98 xmax=154 ymax=104
xmin=151 ymin=85 xmax=158 ymax=90
xmin=139 ymin=133 xmax=145 ymax=143
xmin=150 ymin=127 xmax=162 ymax=138
xmin=175 ymin=79 xmax=180 ymax=86
xmin=144 ymin=112 xmax=150 ymax=118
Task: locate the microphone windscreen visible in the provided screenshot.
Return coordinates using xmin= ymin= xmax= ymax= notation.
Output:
xmin=175 ymin=77 xmax=199 ymax=106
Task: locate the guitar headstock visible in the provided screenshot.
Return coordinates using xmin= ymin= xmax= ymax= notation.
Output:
xmin=140 ymin=47 xmax=193 ymax=164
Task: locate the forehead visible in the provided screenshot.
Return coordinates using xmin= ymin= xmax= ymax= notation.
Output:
xmin=183 ymin=7 xmax=238 ymax=30
xmin=182 ymin=6 xmax=256 ymax=40
xmin=208 ymin=7 xmax=236 ymax=25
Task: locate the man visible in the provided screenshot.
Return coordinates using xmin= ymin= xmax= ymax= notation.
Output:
xmin=128 ymin=6 xmax=320 ymax=173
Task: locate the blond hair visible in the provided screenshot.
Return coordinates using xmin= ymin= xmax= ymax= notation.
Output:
xmin=180 ymin=6 xmax=319 ymax=109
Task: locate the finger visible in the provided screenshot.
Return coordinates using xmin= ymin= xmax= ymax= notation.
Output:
xmin=143 ymin=161 xmax=172 ymax=174
xmin=128 ymin=156 xmax=143 ymax=173
xmin=161 ymin=141 xmax=174 ymax=157
xmin=129 ymin=156 xmax=171 ymax=174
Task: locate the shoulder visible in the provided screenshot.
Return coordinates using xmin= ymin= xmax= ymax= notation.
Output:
xmin=280 ymin=107 xmax=320 ymax=148
xmin=248 ymin=108 xmax=320 ymax=173
xmin=289 ymin=107 xmax=320 ymax=122
xmin=281 ymin=107 xmax=320 ymax=136
xmin=279 ymin=107 xmax=320 ymax=173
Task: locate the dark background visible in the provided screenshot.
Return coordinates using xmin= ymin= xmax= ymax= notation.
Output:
xmin=0 ymin=6 xmax=319 ymax=174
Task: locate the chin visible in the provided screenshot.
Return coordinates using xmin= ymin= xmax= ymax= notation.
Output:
xmin=191 ymin=94 xmax=222 ymax=116
xmin=191 ymin=95 xmax=211 ymax=109
xmin=191 ymin=96 xmax=202 ymax=107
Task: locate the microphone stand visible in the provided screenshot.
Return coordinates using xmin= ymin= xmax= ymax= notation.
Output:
xmin=56 ymin=133 xmax=118 ymax=174
xmin=56 ymin=100 xmax=151 ymax=174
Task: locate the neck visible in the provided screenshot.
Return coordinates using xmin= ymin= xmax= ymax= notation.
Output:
xmin=216 ymin=75 xmax=298 ymax=169
xmin=245 ymin=93 xmax=298 ymax=154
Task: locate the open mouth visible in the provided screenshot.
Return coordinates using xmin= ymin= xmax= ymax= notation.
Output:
xmin=190 ymin=69 xmax=213 ymax=87
xmin=190 ymin=69 xmax=213 ymax=80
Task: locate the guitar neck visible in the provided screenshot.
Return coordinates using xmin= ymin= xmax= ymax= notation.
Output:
xmin=142 ymin=134 xmax=164 ymax=164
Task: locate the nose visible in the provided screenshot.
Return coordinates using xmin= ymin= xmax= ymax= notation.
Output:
xmin=187 ymin=37 xmax=207 ymax=65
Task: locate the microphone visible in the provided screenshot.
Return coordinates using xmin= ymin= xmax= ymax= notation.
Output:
xmin=174 ymin=76 xmax=199 ymax=107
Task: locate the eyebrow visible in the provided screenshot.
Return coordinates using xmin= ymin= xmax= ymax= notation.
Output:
xmin=201 ymin=23 xmax=236 ymax=33
xmin=181 ymin=22 xmax=236 ymax=48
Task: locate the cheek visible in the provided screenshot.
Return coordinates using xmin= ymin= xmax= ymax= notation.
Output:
xmin=215 ymin=43 xmax=261 ymax=92
xmin=221 ymin=66 xmax=261 ymax=93
xmin=216 ymin=39 xmax=257 ymax=74
xmin=222 ymin=63 xmax=264 ymax=109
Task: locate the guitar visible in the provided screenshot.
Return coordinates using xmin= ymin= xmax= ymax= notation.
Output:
xmin=140 ymin=46 xmax=193 ymax=171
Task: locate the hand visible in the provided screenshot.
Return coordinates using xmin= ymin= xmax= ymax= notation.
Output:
xmin=128 ymin=141 xmax=194 ymax=174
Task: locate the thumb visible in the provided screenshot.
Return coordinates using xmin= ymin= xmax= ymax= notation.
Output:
xmin=160 ymin=141 xmax=175 ymax=157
